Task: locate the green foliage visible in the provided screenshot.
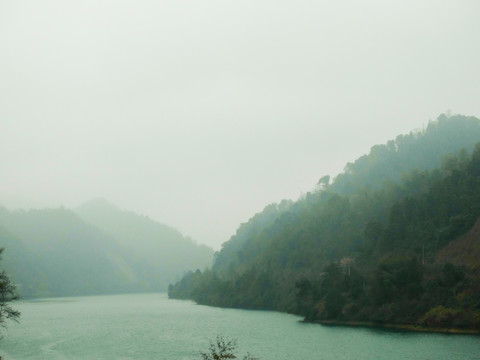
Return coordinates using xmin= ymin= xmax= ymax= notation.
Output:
xmin=0 ymin=248 xmax=20 ymax=327
xmin=324 ymin=288 xmax=345 ymax=319
xmin=198 ymin=336 xmax=258 ymax=360
xmin=420 ymin=306 xmax=462 ymax=328
xmin=375 ymin=257 xmax=423 ymax=303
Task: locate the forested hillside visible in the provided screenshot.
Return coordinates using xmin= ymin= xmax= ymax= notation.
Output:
xmin=76 ymin=198 xmax=214 ymax=286
xmin=0 ymin=203 xmax=213 ymax=298
xmin=169 ymin=114 xmax=480 ymax=331
xmin=331 ymin=113 xmax=480 ymax=194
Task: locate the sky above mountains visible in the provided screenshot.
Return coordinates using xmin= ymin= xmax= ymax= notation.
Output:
xmin=1 ymin=0 xmax=479 ymax=249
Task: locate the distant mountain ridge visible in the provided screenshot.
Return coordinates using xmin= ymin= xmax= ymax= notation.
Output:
xmin=0 ymin=200 xmax=213 ymax=298
xmin=76 ymin=198 xmax=213 ymax=286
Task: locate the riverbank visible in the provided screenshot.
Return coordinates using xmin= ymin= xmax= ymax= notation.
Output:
xmin=316 ymin=320 xmax=480 ymax=335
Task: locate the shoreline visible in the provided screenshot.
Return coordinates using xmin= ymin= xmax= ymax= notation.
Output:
xmin=316 ymin=320 xmax=480 ymax=335
xmin=173 ymin=296 xmax=480 ymax=336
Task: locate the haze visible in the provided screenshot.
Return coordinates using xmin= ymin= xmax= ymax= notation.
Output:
xmin=1 ymin=0 xmax=479 ymax=249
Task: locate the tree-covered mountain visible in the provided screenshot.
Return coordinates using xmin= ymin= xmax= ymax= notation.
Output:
xmin=169 ymin=114 xmax=480 ymax=331
xmin=0 ymin=202 xmax=213 ymax=298
xmin=76 ymin=198 xmax=214 ymax=287
xmin=331 ymin=113 xmax=480 ymax=194
xmin=0 ymin=207 xmax=151 ymax=297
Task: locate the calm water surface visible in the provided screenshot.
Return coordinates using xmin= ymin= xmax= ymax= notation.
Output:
xmin=1 ymin=293 xmax=479 ymax=360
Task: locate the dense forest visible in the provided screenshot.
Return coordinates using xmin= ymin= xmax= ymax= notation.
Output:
xmin=169 ymin=114 xmax=480 ymax=331
xmin=0 ymin=200 xmax=213 ymax=298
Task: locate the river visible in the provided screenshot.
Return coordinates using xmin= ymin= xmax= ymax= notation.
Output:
xmin=0 ymin=293 xmax=479 ymax=360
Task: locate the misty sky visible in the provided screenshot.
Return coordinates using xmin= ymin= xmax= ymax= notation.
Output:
xmin=1 ymin=0 xmax=479 ymax=249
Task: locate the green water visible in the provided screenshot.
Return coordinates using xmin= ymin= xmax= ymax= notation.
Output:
xmin=0 ymin=293 xmax=479 ymax=360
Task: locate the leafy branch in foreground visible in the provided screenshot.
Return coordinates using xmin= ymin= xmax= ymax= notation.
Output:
xmin=0 ymin=248 xmax=20 ymax=328
xmin=199 ymin=336 xmax=258 ymax=360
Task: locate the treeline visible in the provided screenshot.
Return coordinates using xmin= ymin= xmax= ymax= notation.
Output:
xmin=169 ymin=114 xmax=480 ymax=330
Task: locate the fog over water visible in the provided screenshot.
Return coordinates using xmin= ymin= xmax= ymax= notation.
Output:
xmin=1 ymin=1 xmax=479 ymax=249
